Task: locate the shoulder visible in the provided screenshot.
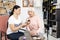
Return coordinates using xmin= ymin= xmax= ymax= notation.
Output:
xmin=8 ymin=15 xmax=14 ymax=22
xmin=35 ymin=15 xmax=40 ymax=18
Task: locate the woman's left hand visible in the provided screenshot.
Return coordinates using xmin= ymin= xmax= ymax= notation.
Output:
xmin=21 ymin=23 xmax=27 ymax=27
xmin=30 ymin=31 xmax=37 ymax=36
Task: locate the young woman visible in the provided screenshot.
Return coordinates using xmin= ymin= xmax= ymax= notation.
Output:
xmin=7 ymin=5 xmax=26 ymax=40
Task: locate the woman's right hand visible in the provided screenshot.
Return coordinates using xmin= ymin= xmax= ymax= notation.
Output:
xmin=20 ymin=23 xmax=27 ymax=28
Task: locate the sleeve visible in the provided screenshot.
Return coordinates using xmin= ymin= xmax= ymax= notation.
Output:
xmin=8 ymin=17 xmax=14 ymax=24
xmin=26 ymin=25 xmax=30 ymax=31
xmin=26 ymin=18 xmax=30 ymax=31
xmin=37 ymin=16 xmax=44 ymax=34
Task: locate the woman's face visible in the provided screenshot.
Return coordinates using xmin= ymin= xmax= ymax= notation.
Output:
xmin=28 ymin=11 xmax=34 ymax=17
xmin=14 ymin=8 xmax=21 ymax=15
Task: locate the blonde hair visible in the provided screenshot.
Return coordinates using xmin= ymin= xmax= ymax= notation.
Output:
xmin=28 ymin=8 xmax=35 ymax=12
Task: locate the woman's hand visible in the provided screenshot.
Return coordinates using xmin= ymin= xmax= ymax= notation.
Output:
xmin=30 ymin=31 xmax=37 ymax=36
xmin=26 ymin=19 xmax=30 ymax=25
xmin=20 ymin=23 xmax=27 ymax=28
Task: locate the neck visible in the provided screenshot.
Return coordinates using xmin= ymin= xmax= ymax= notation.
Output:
xmin=13 ymin=12 xmax=18 ymax=19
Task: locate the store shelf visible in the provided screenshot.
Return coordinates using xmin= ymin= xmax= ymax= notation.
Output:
xmin=0 ymin=0 xmax=16 ymax=15
xmin=43 ymin=0 xmax=60 ymax=38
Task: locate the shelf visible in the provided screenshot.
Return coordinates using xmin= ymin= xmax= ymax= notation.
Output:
xmin=53 ymin=3 xmax=57 ymax=5
xmin=52 ymin=27 xmax=57 ymax=31
xmin=53 ymin=12 xmax=56 ymax=15
xmin=44 ymin=19 xmax=47 ymax=24
xmin=0 ymin=13 xmax=8 ymax=16
xmin=0 ymin=0 xmax=16 ymax=15
xmin=44 ymin=22 xmax=47 ymax=24
xmin=52 ymin=32 xmax=57 ymax=38
xmin=43 ymin=0 xmax=60 ymax=38
xmin=52 ymin=29 xmax=57 ymax=32
xmin=49 ymin=20 xmax=56 ymax=22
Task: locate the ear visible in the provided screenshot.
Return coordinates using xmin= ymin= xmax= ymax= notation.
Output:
xmin=14 ymin=9 xmax=17 ymax=12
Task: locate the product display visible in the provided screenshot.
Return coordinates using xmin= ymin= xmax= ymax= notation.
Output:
xmin=43 ymin=0 xmax=60 ymax=38
xmin=0 ymin=7 xmax=7 ymax=14
xmin=8 ymin=2 xmax=16 ymax=10
xmin=0 ymin=0 xmax=2 ymax=2
xmin=0 ymin=2 xmax=3 ymax=7
xmin=0 ymin=0 xmax=16 ymax=14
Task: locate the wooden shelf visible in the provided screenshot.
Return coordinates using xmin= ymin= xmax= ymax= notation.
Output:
xmin=0 ymin=0 xmax=16 ymax=15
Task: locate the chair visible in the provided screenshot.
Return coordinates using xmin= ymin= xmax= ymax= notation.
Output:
xmin=0 ymin=15 xmax=9 ymax=40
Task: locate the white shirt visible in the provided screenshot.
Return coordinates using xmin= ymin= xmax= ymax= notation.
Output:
xmin=7 ymin=15 xmax=22 ymax=34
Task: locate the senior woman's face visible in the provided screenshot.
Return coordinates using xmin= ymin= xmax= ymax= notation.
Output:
xmin=28 ymin=11 xmax=34 ymax=17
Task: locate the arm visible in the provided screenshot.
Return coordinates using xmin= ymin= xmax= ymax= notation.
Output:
xmin=26 ymin=18 xmax=31 ymax=31
xmin=10 ymin=24 xmax=23 ymax=32
xmin=37 ymin=16 xmax=44 ymax=34
xmin=26 ymin=25 xmax=30 ymax=31
xmin=10 ymin=23 xmax=27 ymax=32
